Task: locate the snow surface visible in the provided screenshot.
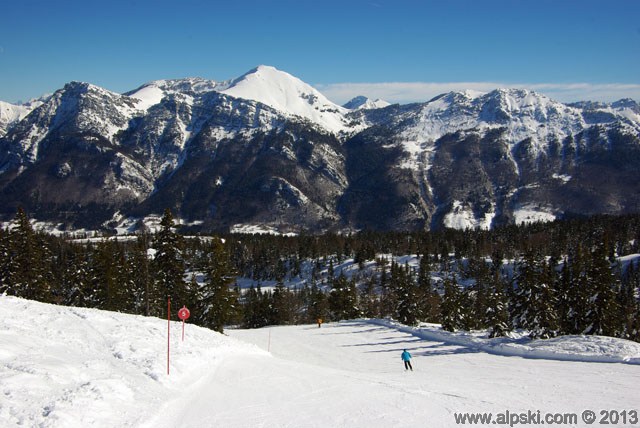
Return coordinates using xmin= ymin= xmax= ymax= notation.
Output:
xmin=2 ymin=296 xmax=640 ymax=427
xmin=230 ymin=223 xmax=298 ymax=236
xmin=128 ymin=85 xmax=166 ymax=111
xmin=513 ymin=205 xmax=557 ymax=224
xmin=0 ymin=296 xmax=265 ymax=427
xmin=443 ymin=200 xmax=496 ymax=230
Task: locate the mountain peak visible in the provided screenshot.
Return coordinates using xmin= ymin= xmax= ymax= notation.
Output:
xmin=220 ymin=65 xmax=349 ymax=133
xmin=0 ymin=100 xmax=33 ymax=137
xmin=130 ymin=77 xmax=219 ymax=95
xmin=125 ymin=77 xmax=220 ymax=111
xmin=343 ymin=96 xmax=390 ymax=110
xmin=250 ymin=64 xmax=279 ymax=74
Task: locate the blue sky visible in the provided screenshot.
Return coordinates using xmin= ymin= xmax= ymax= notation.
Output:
xmin=1 ymin=0 xmax=639 ymax=104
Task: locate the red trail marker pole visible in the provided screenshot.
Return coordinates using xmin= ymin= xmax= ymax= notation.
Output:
xmin=167 ymin=297 xmax=171 ymax=375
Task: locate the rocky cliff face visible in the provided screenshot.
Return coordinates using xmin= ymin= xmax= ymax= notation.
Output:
xmin=1 ymin=66 xmax=639 ymax=233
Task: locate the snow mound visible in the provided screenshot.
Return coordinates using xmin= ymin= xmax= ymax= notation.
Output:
xmin=0 ymin=296 xmax=265 ymax=427
xmin=373 ymin=319 xmax=640 ymax=365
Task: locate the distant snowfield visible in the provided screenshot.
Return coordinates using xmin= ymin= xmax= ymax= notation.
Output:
xmin=2 ymin=297 xmax=639 ymax=428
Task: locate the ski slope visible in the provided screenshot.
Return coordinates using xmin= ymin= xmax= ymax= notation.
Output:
xmin=223 ymin=323 xmax=640 ymax=427
xmin=1 ymin=297 xmax=639 ymax=427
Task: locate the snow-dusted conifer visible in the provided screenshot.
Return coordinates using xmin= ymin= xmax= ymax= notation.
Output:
xmin=394 ymin=262 xmax=419 ymax=326
xmin=6 ymin=208 xmax=51 ymax=301
xmin=130 ymin=233 xmax=154 ymax=316
xmin=359 ymin=276 xmax=379 ymax=318
xmin=196 ymin=237 xmax=238 ymax=333
xmin=440 ymin=275 xmax=465 ymax=332
xmin=89 ymin=240 xmax=121 ymax=310
xmin=619 ymin=261 xmax=640 ymax=340
xmin=63 ymin=246 xmax=91 ymax=307
xmin=486 ymin=271 xmax=511 ymax=338
xmin=329 ymin=272 xmax=360 ymax=320
xmin=307 ymin=282 xmax=330 ymax=323
xmin=416 ymin=254 xmax=436 ymax=322
xmin=583 ymin=244 xmax=621 ymax=336
xmin=558 ymin=246 xmax=590 ymax=334
xmin=152 ymin=209 xmax=188 ymax=306
xmin=0 ymin=227 xmax=10 ymax=294
xmin=512 ymin=252 xmax=558 ymax=339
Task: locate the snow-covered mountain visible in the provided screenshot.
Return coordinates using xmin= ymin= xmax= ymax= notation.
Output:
xmin=343 ymin=88 xmax=640 ymax=230
xmin=0 ymin=101 xmax=33 ymax=137
xmin=343 ymin=95 xmax=391 ymax=110
xmin=0 ymin=65 xmax=639 ymax=232
xmin=397 ymin=89 xmax=584 ymax=146
xmin=125 ymin=77 xmax=222 ymax=111
xmin=219 ymin=65 xmax=351 ymax=133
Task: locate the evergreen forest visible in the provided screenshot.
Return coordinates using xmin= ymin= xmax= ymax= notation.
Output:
xmin=1 ymin=208 xmax=639 ymax=342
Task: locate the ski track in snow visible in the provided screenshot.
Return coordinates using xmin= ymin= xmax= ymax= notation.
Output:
xmin=2 ymin=297 xmax=639 ymax=428
xmin=143 ymin=322 xmax=640 ymax=428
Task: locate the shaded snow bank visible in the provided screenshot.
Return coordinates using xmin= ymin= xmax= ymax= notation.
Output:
xmin=0 ymin=297 xmax=265 ymax=428
xmin=371 ymin=319 xmax=640 ymax=365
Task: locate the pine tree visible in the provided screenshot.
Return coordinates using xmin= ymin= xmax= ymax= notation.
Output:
xmin=242 ymin=285 xmax=264 ymax=328
xmin=195 ymin=237 xmax=238 ymax=333
xmin=583 ymin=244 xmax=621 ymax=336
xmin=359 ymin=275 xmax=379 ymax=318
xmin=152 ymin=209 xmax=188 ymax=308
xmin=5 ymin=208 xmax=51 ymax=301
xmin=378 ymin=259 xmax=396 ymax=318
xmin=328 ymin=272 xmax=360 ymax=320
xmin=89 ymin=240 xmax=121 ymax=310
xmin=116 ymin=250 xmax=139 ymax=313
xmin=440 ymin=275 xmax=464 ymax=332
xmin=485 ymin=271 xmax=511 ymax=338
xmin=557 ymin=246 xmax=590 ymax=334
xmin=416 ymin=254 xmax=434 ymax=322
xmin=512 ymin=252 xmax=558 ymax=339
xmin=395 ymin=263 xmax=419 ymax=326
xmin=0 ymin=227 xmax=9 ymax=294
xmin=307 ymin=282 xmax=329 ymax=323
xmin=619 ymin=261 xmax=640 ymax=341
xmin=271 ymin=283 xmax=295 ymax=325
xmin=466 ymin=257 xmax=491 ymax=330
xmin=63 ymin=246 xmax=92 ymax=307
xmin=130 ymin=233 xmax=154 ymax=315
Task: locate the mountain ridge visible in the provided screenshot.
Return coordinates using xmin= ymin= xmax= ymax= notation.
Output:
xmin=1 ymin=65 xmax=639 ymax=233
xmin=343 ymin=96 xmax=391 ymax=110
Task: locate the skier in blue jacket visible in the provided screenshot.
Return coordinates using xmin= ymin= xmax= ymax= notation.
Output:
xmin=401 ymin=349 xmax=413 ymax=371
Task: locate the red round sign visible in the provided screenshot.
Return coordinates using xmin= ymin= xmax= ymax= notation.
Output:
xmin=178 ymin=306 xmax=190 ymax=321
